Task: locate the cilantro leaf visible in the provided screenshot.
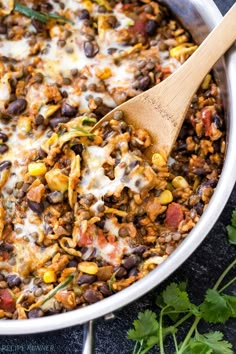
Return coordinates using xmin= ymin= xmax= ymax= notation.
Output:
xmin=182 ymin=342 xmax=212 ymax=354
xmin=128 ymin=310 xmax=159 ymax=341
xmin=231 ymin=209 xmax=236 ymax=228
xmin=226 ymin=209 xmax=236 ymax=244
xmin=200 ymin=289 xmax=232 ymax=323
xmin=223 ymin=294 xmax=236 ymax=317
xmin=161 ymin=282 xmax=192 ymax=312
xmin=191 ymin=331 xmax=234 ymax=354
xmin=226 ymin=225 xmax=236 ymax=245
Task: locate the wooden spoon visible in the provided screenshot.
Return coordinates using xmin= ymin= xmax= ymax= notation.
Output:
xmin=92 ymin=4 xmax=236 ymax=158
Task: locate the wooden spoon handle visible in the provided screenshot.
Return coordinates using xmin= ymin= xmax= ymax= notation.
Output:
xmin=172 ymin=3 xmax=236 ymax=99
xmin=145 ymin=3 xmax=236 ymax=155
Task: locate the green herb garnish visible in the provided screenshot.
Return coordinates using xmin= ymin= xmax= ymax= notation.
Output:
xmin=42 ymin=274 xmax=74 ymax=305
xmin=14 ymin=2 xmax=73 ymax=24
xmin=227 ymin=209 xmax=236 ymax=245
xmin=127 ymin=209 xmax=236 ymax=354
xmin=82 ymin=117 xmax=97 ymax=126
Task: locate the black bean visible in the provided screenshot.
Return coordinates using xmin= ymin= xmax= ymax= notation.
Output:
xmin=212 ymin=113 xmax=223 ymax=128
xmin=113 ymin=110 xmax=124 ymax=121
xmin=193 ymin=168 xmax=208 ymax=176
xmin=71 ymin=144 xmax=83 ymax=155
xmin=83 ymin=41 xmax=99 ymax=58
xmin=107 ymin=47 xmax=117 ymax=55
xmin=129 ymin=160 xmax=140 ymax=169
xmin=78 ymin=274 xmax=97 ymax=285
xmin=40 ymin=2 xmax=53 ymax=12
xmin=193 ymin=202 xmax=204 ymax=215
xmin=115 ymin=266 xmax=127 ymax=279
xmin=61 ymin=103 xmax=77 ymax=117
xmin=97 ymin=5 xmax=107 ymax=13
xmin=79 ymin=9 xmax=90 ymax=20
xmin=28 ymin=200 xmax=44 ymax=214
xmin=31 ymin=19 xmax=46 ymax=32
xmin=70 ymin=69 xmax=78 ymax=78
xmin=0 ymin=243 xmax=13 ymax=252
xmin=99 ymin=284 xmax=112 ymax=297
xmin=83 ymin=289 xmax=103 ymax=304
xmin=7 ymin=274 xmax=22 ymax=288
xmin=118 ymin=227 xmax=130 ymax=237
xmin=34 ymin=114 xmax=44 ymax=126
xmin=107 ymin=15 xmax=118 ymax=28
xmin=0 ymin=24 xmax=7 ymax=35
xmin=28 ymin=308 xmax=44 ymax=319
xmin=0 ymin=160 xmax=12 ymax=172
xmin=63 ymin=77 xmax=72 ymax=85
xmin=0 ymin=144 xmax=8 ymax=154
xmin=67 ymin=260 xmax=78 ymax=267
xmin=7 ymin=99 xmax=27 ymax=115
xmin=132 ymin=245 xmax=148 ymax=255
xmin=61 ymin=90 xmax=68 ymax=98
xmin=49 ymin=117 xmax=70 ymax=128
xmin=57 ymin=39 xmax=66 ymax=48
xmin=81 ymin=247 xmax=96 ymax=261
xmin=138 ymin=76 xmax=151 ymax=90
xmin=144 ymin=4 xmax=154 ymax=14
xmin=47 ymin=191 xmax=64 ymax=204
xmin=34 ymin=73 xmax=44 ymax=84
xmin=145 ymin=20 xmax=158 ymax=36
xmin=122 ymin=255 xmax=140 ymax=270
xmin=0 ymin=132 xmax=8 ymax=142
xmin=128 ymin=267 xmax=138 ymax=277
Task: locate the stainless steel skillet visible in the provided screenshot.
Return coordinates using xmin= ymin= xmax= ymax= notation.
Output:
xmin=1 ymin=1 xmax=236 ymax=353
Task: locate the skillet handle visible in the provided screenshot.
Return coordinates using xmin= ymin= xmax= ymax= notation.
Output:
xmin=82 ymin=321 xmax=94 ymax=354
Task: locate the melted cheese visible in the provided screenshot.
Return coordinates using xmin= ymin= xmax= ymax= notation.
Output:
xmin=0 ymin=38 xmax=30 ymax=60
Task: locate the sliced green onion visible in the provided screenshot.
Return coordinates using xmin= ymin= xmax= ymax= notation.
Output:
xmin=25 ymin=274 xmax=74 ymax=311
xmin=14 ymin=2 xmax=73 ymax=24
xmin=82 ymin=117 xmax=97 ymax=126
xmin=109 ymin=270 xmax=119 ymax=292
xmin=42 ymin=274 xmax=74 ymax=305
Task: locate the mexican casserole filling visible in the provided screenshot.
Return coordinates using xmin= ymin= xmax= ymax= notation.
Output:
xmin=0 ymin=0 xmax=225 ymax=319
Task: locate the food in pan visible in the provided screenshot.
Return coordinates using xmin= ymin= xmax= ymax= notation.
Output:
xmin=0 ymin=0 xmax=225 ymax=319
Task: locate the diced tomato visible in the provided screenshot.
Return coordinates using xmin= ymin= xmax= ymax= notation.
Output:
xmin=97 ymin=229 xmax=107 ymax=248
xmin=78 ymin=230 xmax=93 ymax=247
xmin=130 ymin=20 xmax=146 ymax=34
xmin=201 ymin=108 xmax=212 ymax=136
xmin=107 ymin=234 xmax=116 ymax=244
xmin=165 ymin=203 xmax=184 ymax=230
xmin=0 ymin=289 xmax=16 ymax=313
xmin=0 ymin=251 xmax=10 ymax=261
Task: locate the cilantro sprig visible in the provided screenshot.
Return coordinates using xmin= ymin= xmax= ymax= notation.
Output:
xmin=128 ymin=209 xmax=236 ymax=354
xmin=227 ymin=209 xmax=236 ymax=245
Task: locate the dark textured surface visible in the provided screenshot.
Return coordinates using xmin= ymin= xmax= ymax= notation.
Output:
xmin=0 ymin=1 xmax=236 ymax=353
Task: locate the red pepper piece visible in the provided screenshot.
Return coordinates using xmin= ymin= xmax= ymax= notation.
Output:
xmin=165 ymin=202 xmax=184 ymax=230
xmin=0 ymin=289 xmax=16 ymax=313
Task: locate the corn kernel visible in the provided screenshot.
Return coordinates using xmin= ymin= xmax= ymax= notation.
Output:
xmin=201 ymin=74 xmax=212 ymax=90
xmin=159 ymin=190 xmax=173 ymax=205
xmin=18 ymin=116 xmax=32 ymax=134
xmin=45 ymin=169 xmax=68 ymax=192
xmin=78 ymin=261 xmax=98 ymax=275
xmin=172 ymin=176 xmax=189 ymax=189
xmin=152 ymin=153 xmax=166 ymax=167
xmin=43 ymin=270 xmax=57 ymax=283
xmin=170 ymin=43 xmax=197 ymax=59
xmin=95 ymin=67 xmax=112 ymax=80
xmin=28 ymin=162 xmax=47 ymax=176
